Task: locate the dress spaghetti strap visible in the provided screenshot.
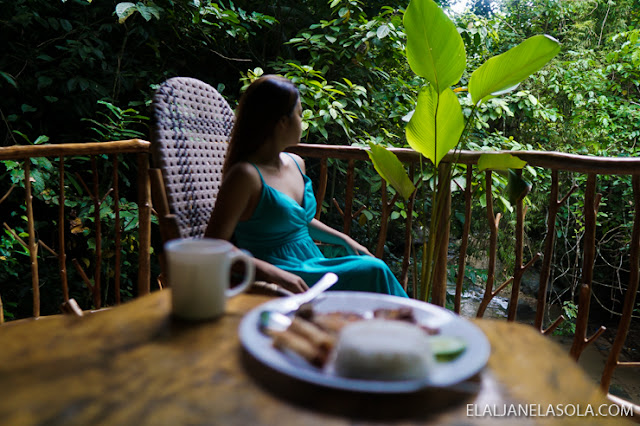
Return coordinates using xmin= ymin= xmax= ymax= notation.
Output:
xmin=250 ymin=163 xmax=265 ymax=183
xmin=284 ymin=152 xmax=304 ymax=176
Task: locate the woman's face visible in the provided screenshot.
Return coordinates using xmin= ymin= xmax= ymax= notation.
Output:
xmin=281 ymin=99 xmax=303 ymax=147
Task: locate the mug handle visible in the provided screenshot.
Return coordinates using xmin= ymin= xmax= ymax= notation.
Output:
xmin=225 ymin=249 xmax=255 ymax=298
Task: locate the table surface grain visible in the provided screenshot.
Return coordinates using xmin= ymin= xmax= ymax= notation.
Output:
xmin=0 ymin=290 xmax=629 ymax=425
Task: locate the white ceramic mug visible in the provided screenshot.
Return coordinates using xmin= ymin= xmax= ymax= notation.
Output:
xmin=165 ymin=238 xmax=255 ymax=320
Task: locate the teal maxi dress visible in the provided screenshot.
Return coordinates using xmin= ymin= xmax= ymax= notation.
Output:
xmin=233 ymin=157 xmax=408 ymax=297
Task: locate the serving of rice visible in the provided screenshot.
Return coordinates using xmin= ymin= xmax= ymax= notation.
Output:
xmin=331 ymin=319 xmax=434 ymax=381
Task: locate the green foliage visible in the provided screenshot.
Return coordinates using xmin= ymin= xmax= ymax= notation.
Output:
xmin=554 ymin=300 xmax=578 ymax=337
xmin=274 ymin=1 xmax=418 ymax=144
xmin=1 ymin=0 xmax=639 ymax=322
xmin=370 ymin=0 xmax=559 ymax=302
xmin=82 ymin=101 xmax=149 ymax=141
xmin=0 ymin=0 xmax=280 ymax=146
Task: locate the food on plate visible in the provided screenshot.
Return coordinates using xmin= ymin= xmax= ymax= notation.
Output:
xmin=331 ymin=319 xmax=434 ymax=381
xmin=265 ymin=304 xmax=470 ymax=380
xmin=306 ymin=311 xmax=364 ymax=334
xmin=429 ymin=335 xmax=467 ymax=361
xmin=271 ymin=320 xmax=332 ymax=367
xmin=373 ymin=307 xmax=440 ymax=335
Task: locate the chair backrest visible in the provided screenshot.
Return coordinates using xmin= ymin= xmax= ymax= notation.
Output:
xmin=150 ymin=77 xmax=234 ymax=241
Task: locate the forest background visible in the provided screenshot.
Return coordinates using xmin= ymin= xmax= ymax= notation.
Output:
xmin=1 ymin=0 xmax=639 ymax=323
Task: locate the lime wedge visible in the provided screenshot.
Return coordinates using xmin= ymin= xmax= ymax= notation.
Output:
xmin=429 ymin=336 xmax=467 ymax=362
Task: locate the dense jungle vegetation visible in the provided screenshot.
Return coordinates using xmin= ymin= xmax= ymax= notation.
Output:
xmin=1 ymin=0 xmax=639 ymax=323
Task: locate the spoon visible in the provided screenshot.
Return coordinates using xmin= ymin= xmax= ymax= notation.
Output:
xmin=259 ymin=272 xmax=338 ymax=333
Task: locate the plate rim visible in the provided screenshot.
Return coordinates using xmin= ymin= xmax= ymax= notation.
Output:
xmin=238 ymin=291 xmax=490 ymax=394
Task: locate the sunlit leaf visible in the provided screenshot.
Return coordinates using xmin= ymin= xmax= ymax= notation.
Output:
xmin=470 ymin=34 xmax=561 ymax=104
xmin=115 ymin=2 xmax=136 ymax=23
xmin=367 ymin=143 xmax=415 ymax=200
xmin=406 ymin=86 xmax=464 ymax=166
xmin=377 ymin=24 xmax=390 ymax=39
xmin=404 ymin=0 xmax=466 ymax=93
xmin=477 ymin=153 xmax=527 ymax=171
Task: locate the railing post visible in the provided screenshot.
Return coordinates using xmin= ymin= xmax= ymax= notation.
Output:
xmin=570 ymin=174 xmax=606 ymax=360
xmin=600 ymin=175 xmax=640 ymax=390
xmin=454 ymin=165 xmax=473 ymax=314
xmin=314 ymin=158 xmax=328 ymax=220
xmin=137 ymin=152 xmax=151 ymax=296
xmin=58 ymin=157 xmax=69 ymax=302
xmin=24 ymin=162 xmax=40 ymax=318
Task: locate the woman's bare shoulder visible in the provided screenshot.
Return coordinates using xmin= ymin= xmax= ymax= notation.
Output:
xmin=284 ymin=152 xmax=306 ymax=173
xmin=223 ymin=162 xmax=261 ymax=186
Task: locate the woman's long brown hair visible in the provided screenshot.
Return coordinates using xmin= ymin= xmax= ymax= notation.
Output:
xmin=223 ymin=75 xmax=300 ymax=175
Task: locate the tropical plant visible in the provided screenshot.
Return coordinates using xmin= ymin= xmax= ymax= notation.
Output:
xmin=368 ymin=0 xmax=560 ymax=303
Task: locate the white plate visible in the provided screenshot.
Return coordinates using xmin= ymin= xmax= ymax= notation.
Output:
xmin=238 ymin=291 xmax=490 ymax=393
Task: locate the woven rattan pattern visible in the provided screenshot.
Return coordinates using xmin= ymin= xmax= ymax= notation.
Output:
xmin=152 ymin=77 xmax=234 ymax=239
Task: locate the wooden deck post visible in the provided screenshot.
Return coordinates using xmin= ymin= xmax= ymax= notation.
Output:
xmin=137 ymin=152 xmax=151 ymax=296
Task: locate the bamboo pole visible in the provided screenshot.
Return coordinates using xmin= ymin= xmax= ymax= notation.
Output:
xmin=600 ymin=175 xmax=640 ymax=390
xmin=454 ymin=166 xmax=473 ymax=314
xmin=570 ymin=174 xmax=606 ymax=361
xmin=289 ymin=145 xmax=640 ymax=176
xmin=0 ymin=139 xmax=150 ymax=160
xmin=137 ymin=152 xmax=151 ymax=297
xmin=477 ymin=170 xmax=499 ymax=318
xmin=113 ymin=156 xmax=122 ymax=304
xmin=91 ymin=156 xmax=102 ymax=309
xmin=0 ymin=184 xmax=16 ymax=205
xmin=375 ymin=180 xmax=399 ymax=259
xmin=315 ymin=158 xmax=328 ymax=220
xmin=343 ymin=159 xmax=355 ymax=235
xmin=24 ymin=162 xmax=40 ymax=318
xmin=400 ymin=163 xmax=417 ymax=291
xmin=58 ymin=157 xmax=69 ymax=302
xmin=376 ymin=180 xmax=389 ymax=259
xmin=536 ymin=170 xmax=578 ymax=334
xmin=507 ymin=175 xmax=527 ymax=322
xmin=0 ymin=140 xmax=152 ymax=319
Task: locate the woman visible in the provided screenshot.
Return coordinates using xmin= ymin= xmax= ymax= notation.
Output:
xmin=205 ymin=75 xmax=407 ymax=297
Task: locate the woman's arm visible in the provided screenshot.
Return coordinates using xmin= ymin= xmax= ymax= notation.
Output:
xmin=205 ymin=164 xmax=309 ymax=293
xmin=308 ymin=218 xmax=373 ymax=256
xmin=205 ymin=163 xmax=259 ymax=240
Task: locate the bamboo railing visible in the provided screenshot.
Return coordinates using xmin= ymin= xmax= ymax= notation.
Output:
xmin=2 ymin=140 xmax=639 ymax=398
xmin=0 ymin=139 xmax=151 ymax=319
xmin=289 ymin=144 xmax=640 ymax=395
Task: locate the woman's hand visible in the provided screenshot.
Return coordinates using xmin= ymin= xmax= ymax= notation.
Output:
xmin=308 ymin=218 xmax=373 ymax=257
xmin=272 ymin=270 xmax=309 ymax=294
xmin=344 ymin=238 xmax=374 ymax=257
xmin=253 ymin=258 xmax=309 ymax=294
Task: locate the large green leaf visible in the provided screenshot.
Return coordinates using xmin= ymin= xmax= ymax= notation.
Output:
xmin=477 ymin=153 xmax=527 ymax=171
xmin=406 ymin=86 xmax=464 ymax=166
xmin=469 ymin=35 xmax=561 ymax=105
xmin=367 ymin=143 xmax=416 ymax=200
xmin=404 ymin=0 xmax=466 ymax=93
xmin=477 ymin=154 xmax=530 ymax=203
xmin=506 ymin=169 xmax=532 ymax=204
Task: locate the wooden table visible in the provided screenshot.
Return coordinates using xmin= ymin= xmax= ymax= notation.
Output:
xmin=0 ymin=291 xmax=630 ymax=425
